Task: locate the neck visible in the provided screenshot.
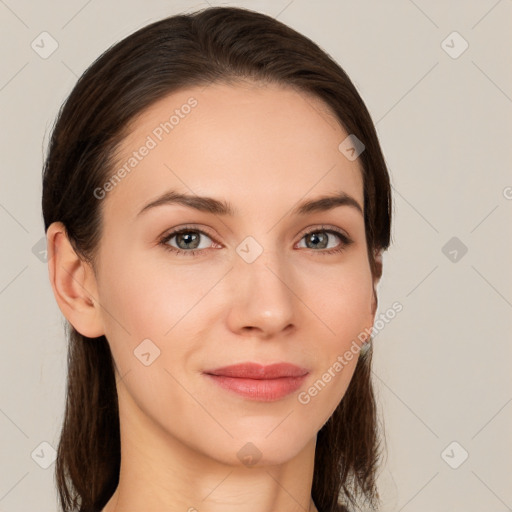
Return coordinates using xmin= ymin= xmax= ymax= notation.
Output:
xmin=102 ymin=384 xmax=320 ymax=512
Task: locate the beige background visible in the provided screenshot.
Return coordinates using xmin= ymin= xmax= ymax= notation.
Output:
xmin=1 ymin=1 xmax=511 ymax=511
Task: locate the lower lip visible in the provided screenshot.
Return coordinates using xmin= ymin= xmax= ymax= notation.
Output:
xmin=204 ymin=374 xmax=308 ymax=401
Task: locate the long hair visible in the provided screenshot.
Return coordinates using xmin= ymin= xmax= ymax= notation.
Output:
xmin=42 ymin=6 xmax=392 ymax=511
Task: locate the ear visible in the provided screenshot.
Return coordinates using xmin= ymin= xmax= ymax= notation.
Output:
xmin=46 ymin=221 xmax=105 ymax=338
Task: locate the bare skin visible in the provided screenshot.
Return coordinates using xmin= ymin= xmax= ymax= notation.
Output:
xmin=47 ymin=81 xmax=380 ymax=512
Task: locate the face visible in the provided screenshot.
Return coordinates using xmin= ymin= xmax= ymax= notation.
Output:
xmin=92 ymin=81 xmax=377 ymax=467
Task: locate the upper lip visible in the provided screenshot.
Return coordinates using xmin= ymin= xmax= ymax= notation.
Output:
xmin=204 ymin=362 xmax=309 ymax=379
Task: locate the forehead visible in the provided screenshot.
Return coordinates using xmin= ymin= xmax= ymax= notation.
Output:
xmin=104 ymin=81 xmax=364 ymax=221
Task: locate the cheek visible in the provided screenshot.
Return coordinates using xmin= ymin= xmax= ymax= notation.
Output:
xmin=296 ymin=277 xmax=371 ymax=431
xmin=297 ymin=258 xmax=374 ymax=343
xmin=97 ymin=248 xmax=214 ymax=337
xmin=289 ymin=258 xmax=373 ymax=410
xmin=94 ymin=248 xmax=229 ymax=388
xmin=94 ymin=252 xmax=209 ymax=417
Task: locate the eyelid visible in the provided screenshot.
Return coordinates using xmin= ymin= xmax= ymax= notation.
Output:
xmin=160 ymin=223 xmax=217 ymax=240
xmin=295 ymin=223 xmax=351 ymax=241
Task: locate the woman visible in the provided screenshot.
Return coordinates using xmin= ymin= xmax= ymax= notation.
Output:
xmin=42 ymin=6 xmax=392 ymax=512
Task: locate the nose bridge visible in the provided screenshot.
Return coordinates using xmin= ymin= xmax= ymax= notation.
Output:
xmin=228 ymin=233 xmax=296 ymax=334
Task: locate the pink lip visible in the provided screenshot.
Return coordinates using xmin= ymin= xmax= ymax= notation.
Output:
xmin=203 ymin=362 xmax=309 ymax=402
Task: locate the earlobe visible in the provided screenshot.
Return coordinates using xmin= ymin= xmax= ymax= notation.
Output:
xmin=46 ymin=221 xmax=105 ymax=338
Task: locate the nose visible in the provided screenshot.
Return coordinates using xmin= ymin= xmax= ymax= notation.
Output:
xmin=226 ymin=247 xmax=297 ymax=339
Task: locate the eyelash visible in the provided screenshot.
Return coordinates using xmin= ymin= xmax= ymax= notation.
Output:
xmin=158 ymin=224 xmax=353 ymax=258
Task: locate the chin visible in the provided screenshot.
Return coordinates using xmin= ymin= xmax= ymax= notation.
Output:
xmin=217 ymin=430 xmax=313 ymax=468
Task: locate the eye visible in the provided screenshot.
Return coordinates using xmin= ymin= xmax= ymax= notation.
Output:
xmin=159 ymin=226 xmax=217 ymax=257
xmin=296 ymin=225 xmax=353 ymax=255
xmin=158 ymin=224 xmax=353 ymax=257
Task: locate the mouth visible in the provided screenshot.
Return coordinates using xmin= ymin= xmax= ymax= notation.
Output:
xmin=202 ymin=362 xmax=309 ymax=402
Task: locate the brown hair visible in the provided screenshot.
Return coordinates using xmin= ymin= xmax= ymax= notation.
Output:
xmin=42 ymin=6 xmax=392 ymax=512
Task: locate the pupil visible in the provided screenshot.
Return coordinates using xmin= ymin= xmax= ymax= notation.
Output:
xmin=179 ymin=232 xmax=199 ymax=249
xmin=309 ymin=232 xmax=327 ymax=249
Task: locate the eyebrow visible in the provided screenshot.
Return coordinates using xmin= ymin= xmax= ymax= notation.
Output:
xmin=137 ymin=190 xmax=363 ymax=218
